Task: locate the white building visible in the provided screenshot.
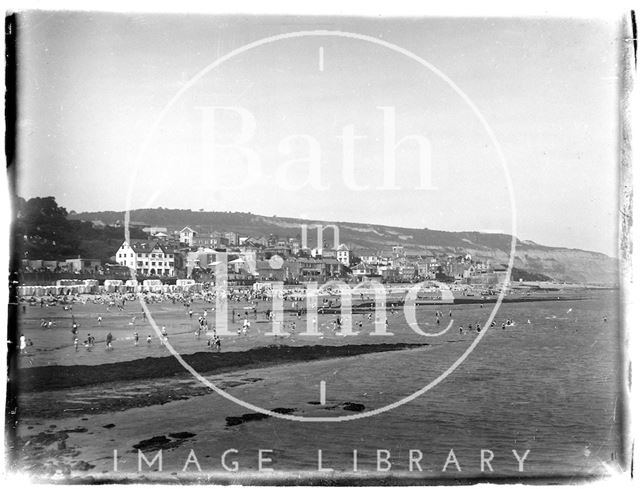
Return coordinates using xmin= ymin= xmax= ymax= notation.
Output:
xmin=336 ymin=244 xmax=352 ymax=267
xmin=115 ymin=240 xmax=175 ymax=276
xmin=179 ymin=226 xmax=197 ymax=246
xmin=143 ymin=226 xmax=168 ymax=235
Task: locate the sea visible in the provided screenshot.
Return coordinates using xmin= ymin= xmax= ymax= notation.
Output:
xmin=92 ymin=290 xmax=625 ymax=480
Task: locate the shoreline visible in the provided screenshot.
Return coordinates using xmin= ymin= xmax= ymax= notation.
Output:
xmin=16 ymin=342 xmax=428 ymax=394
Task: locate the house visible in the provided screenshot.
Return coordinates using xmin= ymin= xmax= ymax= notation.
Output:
xmin=185 ymin=248 xmax=227 ymax=277
xmin=266 ymin=244 xmax=292 ymax=258
xmin=398 ymin=265 xmax=418 ymax=282
xmin=65 ymin=257 xmax=101 ymax=273
xmin=284 ymin=258 xmax=323 ymax=282
xmin=254 ymin=260 xmax=286 ymax=281
xmin=351 ymin=262 xmax=369 ymax=280
xmin=356 ymin=250 xmax=380 ymax=266
xmin=143 ymin=226 xmax=168 ymax=235
xmin=311 ymin=247 xmax=337 ymax=259
xmin=179 ymin=226 xmax=197 ymax=246
xmin=193 ymin=233 xmax=228 ymax=249
xmin=336 ymin=244 xmax=353 ymax=267
xmin=224 ymin=231 xmax=239 ymax=246
xmin=320 ymin=258 xmax=343 ymax=279
xmin=289 ymin=238 xmax=301 ymax=256
xmin=239 ymin=238 xmax=267 ymax=259
xmin=115 ymin=239 xmax=176 ymax=276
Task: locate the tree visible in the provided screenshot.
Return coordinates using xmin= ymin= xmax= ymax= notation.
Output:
xmin=15 ymin=196 xmax=80 ymax=260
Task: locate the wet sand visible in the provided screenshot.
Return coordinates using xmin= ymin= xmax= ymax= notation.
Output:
xmin=16 ymin=342 xmax=427 ymax=393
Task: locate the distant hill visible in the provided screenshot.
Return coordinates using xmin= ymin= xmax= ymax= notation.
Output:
xmin=68 ymin=208 xmax=618 ymax=285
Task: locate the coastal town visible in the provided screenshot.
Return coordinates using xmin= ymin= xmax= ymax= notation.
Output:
xmin=18 ymin=221 xmax=512 ymax=289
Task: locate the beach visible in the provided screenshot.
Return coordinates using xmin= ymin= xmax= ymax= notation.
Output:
xmin=7 ymin=288 xmax=624 ymax=482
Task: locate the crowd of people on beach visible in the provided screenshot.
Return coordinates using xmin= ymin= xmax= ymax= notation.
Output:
xmin=17 ymin=286 xmax=606 ymax=358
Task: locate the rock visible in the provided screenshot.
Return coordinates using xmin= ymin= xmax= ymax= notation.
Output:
xmin=342 ymin=402 xmax=366 ymax=412
xmin=72 ymin=460 xmax=95 ymax=471
xmin=226 ymin=408 xmax=295 ymax=427
xmin=132 ymin=435 xmax=171 ymax=451
xmin=168 ymin=432 xmax=196 ymax=439
xmin=272 ymin=407 xmax=295 ymax=415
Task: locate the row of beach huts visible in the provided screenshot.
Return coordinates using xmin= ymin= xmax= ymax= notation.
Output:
xmin=16 ymin=279 xmax=204 ymax=297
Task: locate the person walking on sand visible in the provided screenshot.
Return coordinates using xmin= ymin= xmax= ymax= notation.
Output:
xmin=97 ymin=315 xmax=102 ymax=326
xmin=134 ymin=331 xmax=139 ymax=346
xmin=106 ymin=332 xmax=113 ymax=350
xmin=19 ymin=334 xmax=27 ymax=355
xmin=161 ymin=326 xmax=168 ymax=345
xmin=147 ymin=335 xmax=152 ymax=346
xmin=74 ymin=337 xmax=79 ymax=351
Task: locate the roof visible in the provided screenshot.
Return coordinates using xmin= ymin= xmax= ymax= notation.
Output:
xmin=180 ymin=226 xmax=196 ymax=233
xmin=127 ymin=239 xmax=173 ymax=254
xmin=336 ymin=244 xmax=350 ymax=251
xmin=354 ymin=249 xmax=378 ymax=256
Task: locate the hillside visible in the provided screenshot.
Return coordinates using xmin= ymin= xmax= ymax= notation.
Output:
xmin=68 ymin=208 xmax=618 ymax=285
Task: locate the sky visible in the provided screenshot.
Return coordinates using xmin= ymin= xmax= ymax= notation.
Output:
xmin=13 ymin=12 xmax=624 ymax=256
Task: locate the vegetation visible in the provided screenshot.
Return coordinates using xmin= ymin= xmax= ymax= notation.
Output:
xmin=14 ymin=196 xmax=145 ymax=262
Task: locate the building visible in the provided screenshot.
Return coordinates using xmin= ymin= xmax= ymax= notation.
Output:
xmin=64 ymin=258 xmax=102 ymax=273
xmin=289 ymin=238 xmax=301 ymax=256
xmin=91 ymin=220 xmax=106 ymax=229
xmin=115 ymin=240 xmax=176 ymax=276
xmin=224 ymin=231 xmax=239 ymax=246
xmin=255 ymin=260 xmax=286 ymax=281
xmin=143 ymin=226 xmax=168 ymax=235
xmin=351 ymin=262 xmax=369 ymax=280
xmin=336 ymin=244 xmax=353 ymax=267
xmin=193 ymin=233 xmax=229 ymax=249
xmin=179 ymin=226 xmax=197 ymax=246
xmin=356 ymin=250 xmax=380 ymax=266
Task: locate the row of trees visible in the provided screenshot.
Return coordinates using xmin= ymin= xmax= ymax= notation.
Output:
xmin=13 ymin=196 xmax=145 ymax=262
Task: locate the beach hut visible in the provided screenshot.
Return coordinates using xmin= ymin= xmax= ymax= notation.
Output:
xmin=142 ymin=279 xmax=163 ymax=293
xmin=83 ymin=279 xmax=99 ymax=294
xmin=104 ymin=280 xmax=123 ymax=293
xmin=176 ymin=278 xmax=196 ymax=292
xmin=125 ymin=279 xmax=139 ymax=293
